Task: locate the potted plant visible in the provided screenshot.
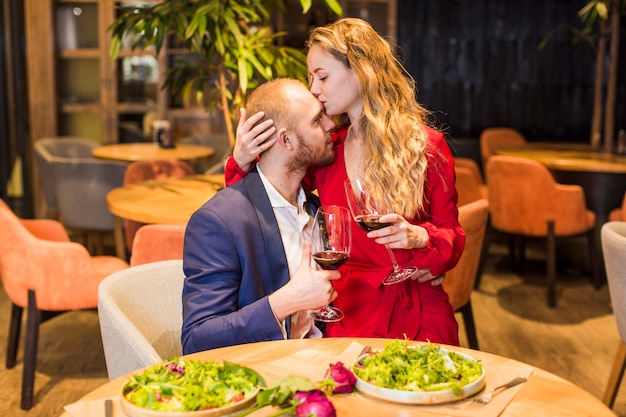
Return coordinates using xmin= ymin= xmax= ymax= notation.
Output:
xmin=577 ymin=0 xmax=623 ymax=153
xmin=109 ymin=0 xmax=342 ymax=148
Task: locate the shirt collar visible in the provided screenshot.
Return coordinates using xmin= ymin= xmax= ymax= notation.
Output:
xmin=257 ymin=165 xmax=307 ymax=213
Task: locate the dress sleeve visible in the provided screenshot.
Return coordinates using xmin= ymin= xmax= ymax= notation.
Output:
xmin=224 ymin=156 xmax=256 ymax=186
xmin=408 ymin=129 xmax=465 ymax=276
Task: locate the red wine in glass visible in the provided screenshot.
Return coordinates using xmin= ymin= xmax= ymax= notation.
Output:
xmin=354 ymin=214 xmax=392 ymax=231
xmin=344 ymin=177 xmax=419 ymax=285
xmin=310 ymin=205 xmax=351 ymax=322
xmin=312 ymin=250 xmax=349 ymax=270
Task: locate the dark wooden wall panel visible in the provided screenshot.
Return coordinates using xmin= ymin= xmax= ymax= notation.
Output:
xmin=396 ymin=0 xmax=625 ymax=144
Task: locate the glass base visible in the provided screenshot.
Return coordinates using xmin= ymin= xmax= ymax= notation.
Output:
xmin=382 ymin=266 xmax=418 ymax=286
xmin=310 ymin=306 xmax=344 ymax=322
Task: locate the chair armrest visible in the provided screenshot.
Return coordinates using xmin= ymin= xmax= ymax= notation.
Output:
xmin=19 ymin=219 xmax=70 ymax=242
xmin=552 ymin=183 xmax=594 ymax=234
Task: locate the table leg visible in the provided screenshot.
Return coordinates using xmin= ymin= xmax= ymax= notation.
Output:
xmin=113 ymin=216 xmax=127 ymax=260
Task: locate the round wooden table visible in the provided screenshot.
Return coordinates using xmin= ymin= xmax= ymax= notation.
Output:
xmin=60 ymin=338 xmax=616 ymax=417
xmin=92 ymin=143 xmax=215 ymax=162
xmin=106 ymin=174 xmax=223 ymax=258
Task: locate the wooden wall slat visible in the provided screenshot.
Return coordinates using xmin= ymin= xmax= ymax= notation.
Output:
xmin=396 ymin=0 xmax=625 ymax=142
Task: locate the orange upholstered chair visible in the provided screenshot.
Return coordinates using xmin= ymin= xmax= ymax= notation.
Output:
xmin=130 ymin=224 xmax=186 ymax=266
xmin=479 ymin=127 xmax=527 ymax=176
xmin=486 ymin=155 xmax=599 ymax=307
xmin=454 ymin=158 xmax=488 ymax=207
xmin=0 ymin=200 xmax=129 ymax=410
xmin=609 ymin=192 xmax=626 ymax=221
xmin=123 ymin=160 xmax=195 ymax=252
xmin=442 ymin=199 xmax=489 ymax=349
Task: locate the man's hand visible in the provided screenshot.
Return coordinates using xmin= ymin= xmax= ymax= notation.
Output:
xmin=233 ymin=108 xmax=277 ymax=170
xmin=269 ymin=241 xmax=340 ymax=321
xmin=411 ymin=269 xmax=446 ymax=286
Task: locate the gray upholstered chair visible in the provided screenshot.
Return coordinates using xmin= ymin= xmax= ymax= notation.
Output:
xmin=601 ymin=221 xmax=626 ymax=408
xmin=179 ymin=132 xmax=231 ymax=174
xmin=33 ymin=137 xmax=98 ymax=219
xmin=34 ymin=137 xmax=127 ymax=254
xmin=97 ymin=259 xmax=185 ymax=380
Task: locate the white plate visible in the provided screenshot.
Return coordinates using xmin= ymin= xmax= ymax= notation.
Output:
xmin=353 ymin=349 xmax=486 ymax=405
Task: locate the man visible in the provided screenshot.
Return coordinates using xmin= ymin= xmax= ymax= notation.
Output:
xmin=182 ymin=78 xmax=339 ymax=353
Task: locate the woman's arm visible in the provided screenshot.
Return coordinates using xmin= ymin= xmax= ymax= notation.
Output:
xmin=225 ymin=108 xmax=276 ymax=186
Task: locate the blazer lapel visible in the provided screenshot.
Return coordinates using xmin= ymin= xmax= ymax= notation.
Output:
xmin=243 ymin=169 xmax=290 ymax=292
xmin=244 ymin=169 xmax=292 ymax=337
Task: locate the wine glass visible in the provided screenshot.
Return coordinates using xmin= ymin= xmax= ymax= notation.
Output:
xmin=310 ymin=205 xmax=352 ymax=322
xmin=344 ymin=177 xmax=418 ymax=285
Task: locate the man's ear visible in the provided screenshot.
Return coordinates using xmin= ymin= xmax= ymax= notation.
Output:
xmin=276 ymin=127 xmax=294 ymax=151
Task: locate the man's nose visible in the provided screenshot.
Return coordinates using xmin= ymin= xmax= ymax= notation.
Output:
xmin=322 ymin=114 xmax=335 ymax=131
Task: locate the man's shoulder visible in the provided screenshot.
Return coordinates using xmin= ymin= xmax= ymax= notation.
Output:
xmin=202 ymin=180 xmax=249 ymax=209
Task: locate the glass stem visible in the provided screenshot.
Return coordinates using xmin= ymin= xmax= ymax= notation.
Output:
xmin=384 ymin=244 xmax=401 ymax=272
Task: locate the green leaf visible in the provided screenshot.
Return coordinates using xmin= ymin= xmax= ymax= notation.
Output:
xmin=109 ymin=37 xmax=121 ymax=60
xmin=594 ymin=2 xmax=608 ymax=20
xmin=322 ymin=0 xmax=343 ymax=16
xmin=238 ymin=56 xmax=248 ymax=94
xmin=299 ymin=0 xmax=312 ymax=13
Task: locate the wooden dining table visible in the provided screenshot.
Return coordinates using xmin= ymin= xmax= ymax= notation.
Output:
xmin=106 ymin=174 xmax=224 ymax=258
xmin=60 ymin=338 xmax=617 ymax=417
xmin=92 ymin=143 xmax=215 ymax=163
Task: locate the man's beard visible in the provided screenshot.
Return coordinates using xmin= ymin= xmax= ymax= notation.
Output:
xmin=288 ymin=132 xmax=335 ymax=172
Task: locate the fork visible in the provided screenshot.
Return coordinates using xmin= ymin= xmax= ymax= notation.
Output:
xmin=472 ymin=376 xmax=527 ymax=405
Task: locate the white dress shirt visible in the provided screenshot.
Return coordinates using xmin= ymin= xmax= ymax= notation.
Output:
xmin=257 ymin=166 xmax=322 ymax=339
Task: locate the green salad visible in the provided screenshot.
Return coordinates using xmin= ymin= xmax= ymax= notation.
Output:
xmin=122 ymin=358 xmax=265 ymax=412
xmin=353 ymin=340 xmax=483 ymax=396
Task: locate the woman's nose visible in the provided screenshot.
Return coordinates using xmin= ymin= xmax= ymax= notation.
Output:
xmin=309 ymin=81 xmax=320 ymax=97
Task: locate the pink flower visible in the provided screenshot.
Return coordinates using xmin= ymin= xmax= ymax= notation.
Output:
xmin=294 ymin=390 xmax=336 ymax=417
xmin=322 ymin=362 xmax=356 ymax=394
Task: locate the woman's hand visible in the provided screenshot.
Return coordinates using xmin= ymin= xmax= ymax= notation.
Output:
xmin=367 ymin=214 xmax=444 ymax=286
xmin=233 ymin=108 xmax=277 ymax=170
xmin=368 ymin=213 xmax=429 ymax=250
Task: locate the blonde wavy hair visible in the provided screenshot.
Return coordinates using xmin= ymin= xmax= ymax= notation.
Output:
xmin=306 ymin=18 xmax=434 ymax=218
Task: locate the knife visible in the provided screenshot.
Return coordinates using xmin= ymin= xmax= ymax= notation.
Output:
xmin=104 ymin=399 xmax=113 ymax=417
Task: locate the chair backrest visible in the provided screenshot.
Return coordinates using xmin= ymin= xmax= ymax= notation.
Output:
xmin=179 ymin=133 xmax=231 ymax=174
xmin=479 ymin=127 xmax=527 ymax=173
xmin=454 ymin=158 xmax=487 ymax=207
xmin=609 ymin=192 xmax=626 ymax=222
xmin=602 ymin=221 xmax=626 ymax=343
xmin=443 ymin=199 xmax=489 ymax=310
xmin=51 ymin=159 xmax=127 ymax=231
xmin=486 ymin=155 xmax=591 ymax=236
xmin=98 ymin=259 xmax=185 ymax=380
xmin=123 ymin=160 xmax=195 ymax=249
xmin=0 ymin=199 xmax=101 ymax=310
xmin=33 ymin=137 xmax=98 ymax=215
xmin=130 ymin=224 xmax=186 ymax=266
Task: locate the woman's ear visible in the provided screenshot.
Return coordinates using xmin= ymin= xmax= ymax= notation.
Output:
xmin=276 ymin=127 xmax=294 ymax=151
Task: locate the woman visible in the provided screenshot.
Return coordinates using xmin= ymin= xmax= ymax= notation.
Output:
xmin=226 ymin=18 xmax=464 ymax=345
